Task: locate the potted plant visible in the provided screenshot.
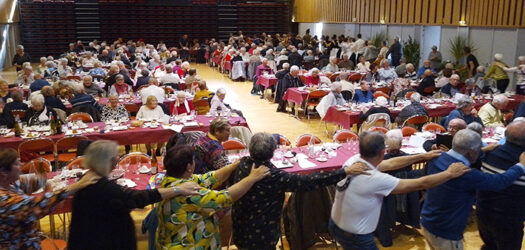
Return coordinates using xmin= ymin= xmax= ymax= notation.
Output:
xmin=371 ymin=32 xmax=387 ymax=48
xmin=403 ymin=36 xmax=420 ymax=68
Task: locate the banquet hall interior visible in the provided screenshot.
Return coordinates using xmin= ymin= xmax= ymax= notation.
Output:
xmin=1 ymin=0 xmax=525 ymax=249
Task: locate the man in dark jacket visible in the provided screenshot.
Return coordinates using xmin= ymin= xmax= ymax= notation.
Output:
xmin=386 ymin=37 xmax=402 ymax=67
xmin=288 ymin=48 xmax=303 ymax=67
xmin=277 ymin=65 xmax=303 ymax=113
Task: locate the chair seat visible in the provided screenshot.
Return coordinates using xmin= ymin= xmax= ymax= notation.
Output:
xmin=57 ymin=152 xmax=77 ymax=162
xmin=41 ymin=238 xmax=67 ymax=250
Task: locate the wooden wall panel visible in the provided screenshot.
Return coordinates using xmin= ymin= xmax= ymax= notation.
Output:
xmin=293 ymin=0 xmax=525 ymax=27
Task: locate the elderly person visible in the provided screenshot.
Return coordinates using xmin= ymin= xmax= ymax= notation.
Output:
xmin=194 ymin=117 xmax=232 ymax=173
xmin=0 ymin=99 xmax=15 ymax=128
xmin=253 ymin=58 xmax=274 ymax=97
xmin=0 ymin=148 xmax=99 ymax=249
xmin=12 ymin=45 xmax=31 ymax=72
xmin=428 ymin=45 xmax=442 ymax=70
xmin=170 ymin=91 xmax=194 ymax=115
xmin=193 ymin=81 xmax=212 ymax=114
xmin=67 ymin=140 xmax=200 ymax=250
xmin=423 ymin=118 xmax=467 ymax=152
xmin=41 ymin=86 xmax=65 ymax=111
xmin=57 ymin=58 xmax=73 ymax=78
xmin=106 ymin=65 xmax=133 ymax=90
xmin=36 ymin=57 xmax=48 ymax=75
xmin=395 ymin=58 xmax=407 ymax=77
xmin=478 ymin=94 xmax=508 ymax=127
xmin=29 ymin=73 xmax=50 ymax=93
xmin=363 ymin=63 xmax=379 ymax=82
xmin=461 ymin=78 xmax=482 ymax=96
xmin=417 ymin=60 xmax=437 ymax=78
xmin=70 ymin=82 xmax=102 ymax=111
xmin=0 ymin=80 xmax=10 ymax=103
xmin=417 ymin=69 xmax=436 ymax=96
xmin=378 ymin=59 xmax=397 ymax=82
xmin=231 ymin=132 xmax=371 ymax=249
xmin=441 ymin=74 xmax=462 ymax=97
xmin=135 ymin=69 xmax=150 ymax=90
xmin=316 ymin=82 xmax=346 ymax=118
xmin=139 ymin=78 xmax=164 ymax=105
xmin=303 ymin=50 xmax=315 ymax=63
xmin=278 ymin=65 xmax=304 ymax=113
xmin=15 ymin=66 xmax=35 ymax=87
xmin=88 ymin=61 xmax=106 ymax=78
xmin=97 ymin=49 xmax=111 ymax=63
xmin=323 ymin=56 xmax=339 ymax=73
xmin=356 ymin=56 xmax=371 ymax=73
xmin=5 ymin=91 xmax=28 ymax=112
xmin=338 ymin=53 xmax=355 ymax=70
xmin=444 ymin=95 xmax=482 ymax=128
xmin=152 ymin=62 xmax=167 ymax=79
xmin=82 ymin=51 xmax=98 ymax=68
xmin=503 ymin=55 xmax=525 ymax=95
xmin=137 ymin=95 xmax=168 ymax=155
xmin=404 ymin=63 xmax=417 ymax=80
xmin=101 ymin=95 xmax=128 ymax=122
xmin=353 ymin=81 xmax=374 ymax=103
xmin=109 ymin=74 xmax=132 ymax=96
xmin=209 ymin=88 xmax=231 ymax=115
xmin=436 ymin=68 xmax=453 ymax=89
xmin=421 ymin=130 xmax=525 ymax=250
xmin=306 ymin=68 xmax=321 ymax=86
xmin=484 ymin=53 xmax=510 ymax=93
xmin=183 ymin=68 xmax=204 ymax=90
xmin=395 ymin=92 xmax=429 ymax=125
xmin=159 ymin=66 xmax=181 ymax=88
xmin=25 ymin=94 xmax=57 ymax=126
xmin=43 ymin=61 xmax=58 ymax=78
xmin=83 ymin=75 xmax=105 ymax=98
xmin=360 ymin=96 xmax=393 ymax=122
xmin=156 ymin=145 xmax=270 ymax=249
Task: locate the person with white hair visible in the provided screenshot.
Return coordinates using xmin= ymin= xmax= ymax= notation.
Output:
xmin=378 ymin=59 xmax=398 ymax=82
xmin=477 ymin=94 xmax=508 ymax=127
xmin=503 ymin=55 xmax=525 ymax=95
xmin=323 ymin=56 xmax=339 ymax=73
xmin=462 ymin=78 xmax=482 ymax=96
xmin=356 ymin=56 xmax=371 ymax=73
xmin=70 ymin=82 xmax=102 ymax=111
xmin=277 ymin=65 xmax=304 ymax=113
xmin=253 ymin=58 xmax=274 ymax=97
xmin=359 ymin=96 xmax=393 ymax=122
xmin=404 ymin=63 xmax=417 ymax=80
xmin=441 ymin=74 xmax=462 ymax=97
xmin=306 ymin=68 xmax=321 ymax=86
xmin=12 ymin=45 xmax=31 ymax=72
xmin=395 ymin=92 xmax=429 ymax=125
xmin=209 ymin=88 xmax=230 ymax=115
xmin=170 ymin=91 xmax=194 ymax=116
xmin=36 ymin=57 xmax=48 ymax=75
xmin=57 ymin=58 xmax=73 ymax=78
xmin=166 ymin=50 xmax=178 ymax=64
xmin=316 ymin=81 xmax=346 ymax=118
xmin=82 ymin=51 xmax=99 ymax=68
xmin=444 ymin=95 xmax=482 ymax=128
xmin=484 ymin=53 xmax=510 ymax=93
xmin=276 ymin=49 xmax=288 ymax=67
xmin=15 ymin=66 xmax=35 ymax=87
xmin=25 ymin=94 xmax=57 ymax=126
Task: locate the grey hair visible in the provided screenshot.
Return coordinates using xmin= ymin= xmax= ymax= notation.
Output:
xmin=176 ymin=91 xmax=186 ymax=97
xmin=452 ymin=129 xmax=482 ymax=154
xmin=406 ymin=63 xmax=414 ymax=70
xmin=16 ymin=45 xmax=24 ymax=50
xmin=465 ymin=78 xmax=476 ymax=86
xmin=518 ymin=56 xmax=525 ymax=63
xmin=115 ymin=74 xmax=124 ymax=80
xmin=380 ymin=59 xmax=389 ymax=67
xmin=216 ymin=88 xmax=226 ymax=95
xmin=457 ymin=95 xmax=474 ymax=109
xmin=70 ymin=82 xmax=85 ymax=94
xmin=494 ymin=53 xmax=503 ymax=61
xmin=467 ymin=122 xmax=483 ymax=135
xmin=359 ymin=131 xmax=386 ymax=158
xmin=493 ymin=94 xmax=508 ymax=104
xmin=45 ymin=61 xmax=56 ymax=68
xmin=249 ymin=132 xmax=277 ymax=161
xmin=40 ymin=57 xmax=47 ymax=62
xmin=385 ymin=129 xmax=403 ymax=150
xmin=83 ymin=140 xmax=119 ymax=176
xmin=83 ymin=75 xmax=93 ymax=81
xmin=290 ymin=65 xmax=300 ymax=72
xmin=331 ymin=81 xmax=342 ymax=92
xmin=477 ymin=66 xmax=485 ymax=72
xmin=410 ymin=92 xmax=421 ymax=103
xmin=282 ymin=63 xmax=290 ymax=70
xmin=31 ymin=94 xmax=45 ymax=105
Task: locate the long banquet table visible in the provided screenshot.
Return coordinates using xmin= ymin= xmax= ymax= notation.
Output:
xmin=64 ymin=96 xmax=177 ymax=114
xmin=0 ymin=115 xmax=248 ymax=149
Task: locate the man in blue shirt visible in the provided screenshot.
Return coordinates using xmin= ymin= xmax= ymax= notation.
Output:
xmin=476 ymin=120 xmax=525 ymax=250
xmin=444 ymin=95 xmax=482 ymax=128
xmin=417 ymin=60 xmax=437 ymax=78
xmin=421 ymin=129 xmax=525 ymax=249
xmin=353 ymin=81 xmax=374 ymax=103
xmin=29 ymin=74 xmax=50 ymax=92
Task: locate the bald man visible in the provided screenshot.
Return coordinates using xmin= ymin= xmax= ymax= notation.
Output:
xmin=423 ymin=118 xmax=467 ymax=152
xmin=477 ymin=120 xmax=525 ymax=250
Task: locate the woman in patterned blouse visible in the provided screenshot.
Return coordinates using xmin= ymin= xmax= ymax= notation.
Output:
xmin=156 ymin=145 xmax=271 ymax=249
xmin=101 ymin=95 xmax=129 ymax=122
xmin=0 ymin=148 xmax=100 ymax=249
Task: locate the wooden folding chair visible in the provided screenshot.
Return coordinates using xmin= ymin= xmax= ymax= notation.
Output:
xmin=18 ymin=138 xmax=56 ymax=163
xmin=56 ymin=136 xmax=88 ymax=163
xmin=304 ymin=90 xmax=328 ymax=120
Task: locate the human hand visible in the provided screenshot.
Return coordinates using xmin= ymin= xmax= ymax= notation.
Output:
xmin=438 ymin=145 xmax=450 ymax=151
xmin=482 ymin=143 xmax=499 ymax=152
xmin=177 ymin=182 xmax=202 ymax=196
xmin=471 ymin=108 xmax=478 ymax=116
xmin=423 ymin=150 xmax=442 ymax=160
xmin=519 ymin=152 xmax=525 ymax=166
xmin=446 ymin=162 xmax=471 ymax=178
xmin=344 ymin=162 xmax=371 ymax=176
xmin=247 ymin=164 xmax=271 ymax=182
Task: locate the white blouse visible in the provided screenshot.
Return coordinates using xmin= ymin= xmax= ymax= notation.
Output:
xmin=136 ymin=105 xmax=166 ymax=120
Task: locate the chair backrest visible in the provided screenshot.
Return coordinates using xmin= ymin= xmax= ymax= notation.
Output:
xmin=375 ymin=87 xmax=391 ymax=95
xmin=66 ymin=156 xmax=86 ymax=169
xmin=333 ymin=129 xmax=359 ymax=143
xmin=11 ymin=109 xmax=26 ymax=119
xmin=359 ymin=113 xmax=391 ymax=133
xmin=405 ymin=91 xmax=415 ymax=99
xmin=401 ymin=126 xmax=418 ymax=137
xmin=341 ymin=90 xmax=353 ymax=101
xmin=19 ymin=138 xmax=55 ymax=156
xmin=21 ymin=158 xmax=52 ymax=173
xmin=66 ymin=75 xmax=81 ymax=81
xmin=422 ymin=122 xmax=446 ymax=133
xmin=295 ymin=134 xmax=322 ymax=147
xmin=370 ymin=126 xmax=389 ymax=134
xmin=423 ymin=86 xmax=436 ymax=94
xmin=56 ymin=136 xmax=89 ymax=152
xmin=373 ymin=91 xmax=389 ymax=99
xmin=137 ymin=84 xmax=149 ymax=92
xmin=164 ymin=86 xmax=175 ymax=94
xmin=67 ymin=112 xmax=94 ymax=123
xmin=307 ymin=90 xmax=328 ymax=100
xmin=504 ymin=112 xmax=514 ymax=123
xmin=402 ymin=115 xmax=429 ymax=127
xmin=279 ymin=135 xmax=291 ymax=146
xmin=347 ymin=73 xmax=363 ymax=82
xmin=329 ymin=73 xmax=340 ymax=82
xmin=222 ymin=138 xmax=247 ymax=151
xmin=299 ymin=75 xmax=307 ymax=84
xmin=118 ymin=152 xmax=151 ymax=165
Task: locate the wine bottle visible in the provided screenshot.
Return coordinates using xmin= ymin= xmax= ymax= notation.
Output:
xmin=50 ymin=114 xmax=57 ymax=135
xmin=14 ymin=115 xmax=21 ymax=137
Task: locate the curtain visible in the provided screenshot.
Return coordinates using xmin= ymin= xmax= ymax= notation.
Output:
xmin=0 ymin=23 xmax=20 ymax=70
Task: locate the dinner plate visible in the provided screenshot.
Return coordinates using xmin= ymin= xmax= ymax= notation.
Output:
xmin=316 ymin=157 xmax=328 ymax=162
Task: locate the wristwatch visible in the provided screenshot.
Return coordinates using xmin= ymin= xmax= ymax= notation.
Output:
xmin=173 ymin=186 xmax=181 ymax=196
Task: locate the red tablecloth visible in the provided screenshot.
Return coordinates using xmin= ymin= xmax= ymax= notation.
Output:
xmin=256 ymin=75 xmax=278 ymax=88
xmin=0 ymin=115 xmax=249 ymax=149
xmin=223 ymin=61 xmax=232 ymax=71
xmin=65 ymin=97 xmax=176 ymax=114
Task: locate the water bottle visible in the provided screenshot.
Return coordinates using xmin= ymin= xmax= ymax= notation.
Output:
xmin=307 ymin=136 xmax=315 ymax=158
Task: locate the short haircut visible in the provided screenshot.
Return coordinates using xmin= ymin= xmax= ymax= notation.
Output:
xmin=0 ymin=148 xmax=18 ymax=173
xmin=290 ymin=65 xmax=300 ymax=72
xmin=164 ymin=145 xmax=194 ymax=177
xmin=493 ymin=94 xmax=508 ymax=104
xmin=31 ymin=94 xmax=45 ymax=105
xmin=209 ymin=117 xmax=230 ymax=135
xmin=216 ymin=88 xmax=226 ymax=95
xmin=115 ymin=74 xmax=124 ymax=80
xmin=188 ymin=69 xmax=197 ymax=76
xmin=249 ymin=132 xmax=277 ymax=161
xmin=467 ymin=122 xmax=483 ymax=136
xmin=451 ymin=129 xmax=481 ymax=154
xmin=359 ymin=131 xmax=386 ymax=158
xmin=385 ymin=129 xmax=403 ymax=150
xmin=198 ymin=81 xmax=207 ymax=90
xmin=11 ymin=91 xmax=24 ymax=102
xmin=141 ymin=69 xmax=150 ymax=76
xmin=83 ymin=140 xmax=119 ymax=176
xmin=410 ymin=92 xmax=421 ymax=103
